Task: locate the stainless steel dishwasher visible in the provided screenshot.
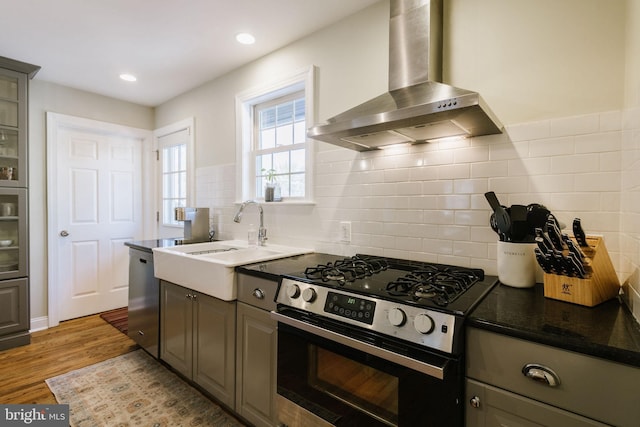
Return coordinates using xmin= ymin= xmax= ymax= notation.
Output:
xmin=128 ymin=247 xmax=159 ymax=358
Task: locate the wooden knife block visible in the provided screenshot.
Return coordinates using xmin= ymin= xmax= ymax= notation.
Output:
xmin=543 ymin=236 xmax=620 ymax=307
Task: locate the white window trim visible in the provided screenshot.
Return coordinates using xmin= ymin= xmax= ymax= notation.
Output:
xmin=154 ymin=117 xmax=195 ymax=230
xmin=235 ymin=65 xmax=316 ymax=204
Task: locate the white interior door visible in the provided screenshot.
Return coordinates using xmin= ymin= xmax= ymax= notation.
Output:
xmin=48 ymin=114 xmax=148 ymax=322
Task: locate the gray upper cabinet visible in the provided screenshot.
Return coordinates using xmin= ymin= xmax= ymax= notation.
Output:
xmin=0 ymin=58 xmax=39 ymax=188
xmin=0 ymin=57 xmax=38 ymax=351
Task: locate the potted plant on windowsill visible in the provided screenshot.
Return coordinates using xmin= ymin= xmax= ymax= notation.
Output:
xmin=263 ymin=168 xmax=282 ymax=202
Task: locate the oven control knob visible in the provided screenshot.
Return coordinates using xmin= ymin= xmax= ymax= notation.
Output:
xmin=302 ymin=287 xmax=317 ymax=303
xmin=414 ymin=313 xmax=435 ymax=334
xmin=286 ymin=284 xmax=300 ymax=299
xmin=387 ymin=308 xmax=407 ymax=326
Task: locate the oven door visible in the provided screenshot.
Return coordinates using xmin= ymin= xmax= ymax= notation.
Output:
xmin=272 ymin=309 xmax=463 ymax=427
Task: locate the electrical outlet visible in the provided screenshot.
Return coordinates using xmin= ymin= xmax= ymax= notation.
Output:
xmin=339 ymin=221 xmax=351 ymax=243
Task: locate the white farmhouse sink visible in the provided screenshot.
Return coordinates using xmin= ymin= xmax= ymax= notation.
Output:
xmin=152 ymin=240 xmax=312 ymax=301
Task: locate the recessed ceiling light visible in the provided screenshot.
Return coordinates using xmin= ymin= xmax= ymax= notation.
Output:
xmin=236 ymin=32 xmax=256 ymax=45
xmin=119 ymin=73 xmax=137 ymax=82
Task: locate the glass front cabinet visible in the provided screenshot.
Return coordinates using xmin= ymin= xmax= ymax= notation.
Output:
xmin=0 ymin=57 xmax=39 ymax=350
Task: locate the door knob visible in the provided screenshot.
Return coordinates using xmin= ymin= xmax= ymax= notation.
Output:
xmin=59 ymin=230 xmax=69 ymax=237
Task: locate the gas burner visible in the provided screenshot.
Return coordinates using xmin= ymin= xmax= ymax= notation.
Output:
xmin=386 ymin=267 xmax=481 ymax=306
xmin=304 ymin=255 xmax=388 ymax=285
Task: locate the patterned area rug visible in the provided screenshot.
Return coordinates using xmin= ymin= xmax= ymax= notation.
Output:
xmin=46 ymin=350 xmax=243 ymax=426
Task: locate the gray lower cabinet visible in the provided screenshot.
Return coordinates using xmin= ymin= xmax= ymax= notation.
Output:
xmin=160 ymin=280 xmax=236 ymax=409
xmin=0 ymin=278 xmax=29 ymax=349
xmin=235 ymin=273 xmax=278 ymax=427
xmin=466 ymin=327 xmax=640 ymax=427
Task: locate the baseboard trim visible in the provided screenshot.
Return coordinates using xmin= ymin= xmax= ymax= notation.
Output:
xmin=30 ymin=316 xmax=49 ymax=332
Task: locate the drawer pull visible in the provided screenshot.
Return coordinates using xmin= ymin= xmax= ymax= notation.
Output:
xmin=469 ymin=396 xmax=481 ymax=408
xmin=522 ymin=363 xmax=561 ymax=387
xmin=252 ymin=288 xmax=265 ymax=300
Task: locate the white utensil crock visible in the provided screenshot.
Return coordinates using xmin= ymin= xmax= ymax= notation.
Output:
xmin=497 ymin=241 xmax=537 ymax=288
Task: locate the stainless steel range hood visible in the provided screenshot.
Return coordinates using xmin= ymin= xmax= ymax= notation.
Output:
xmin=307 ymin=0 xmax=502 ymax=151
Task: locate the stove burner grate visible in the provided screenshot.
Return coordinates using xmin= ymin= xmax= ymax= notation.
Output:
xmin=386 ymin=267 xmax=481 ymax=307
xmin=304 ymin=255 xmax=388 ymax=285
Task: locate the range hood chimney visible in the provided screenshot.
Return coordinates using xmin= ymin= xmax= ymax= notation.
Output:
xmin=307 ymin=0 xmax=502 ymax=151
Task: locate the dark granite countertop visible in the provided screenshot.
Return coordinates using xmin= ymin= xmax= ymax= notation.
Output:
xmin=235 ymin=253 xmax=338 ymax=281
xmin=125 ymin=238 xmax=182 ymax=253
xmin=236 ymin=254 xmax=640 ymax=369
xmin=468 ymin=282 xmax=640 ymax=368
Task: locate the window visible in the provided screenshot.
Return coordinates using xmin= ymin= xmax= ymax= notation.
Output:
xmin=154 ymin=119 xmax=194 ymax=236
xmin=236 ymin=66 xmax=315 ymax=203
xmin=161 ymin=142 xmax=187 ymax=226
xmin=254 ymin=93 xmax=306 ymax=198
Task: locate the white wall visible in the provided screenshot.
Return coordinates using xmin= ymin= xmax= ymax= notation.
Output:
xmin=621 ymin=0 xmax=640 ymax=319
xmin=158 ymin=0 xmax=632 ymax=273
xmin=26 ymin=0 xmax=637 ymax=323
xmin=445 ymin=0 xmax=626 ymax=124
xmin=28 ymin=80 xmax=154 ymax=320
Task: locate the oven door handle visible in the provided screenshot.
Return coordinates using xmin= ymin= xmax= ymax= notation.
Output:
xmin=271 ymin=311 xmax=446 ymax=380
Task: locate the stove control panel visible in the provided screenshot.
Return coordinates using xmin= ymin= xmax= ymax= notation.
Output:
xmin=323 ymin=291 xmax=376 ymax=325
xmin=277 ymin=278 xmax=458 ymax=353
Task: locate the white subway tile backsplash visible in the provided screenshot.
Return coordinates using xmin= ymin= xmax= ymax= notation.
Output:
xmin=488 ymin=176 xmax=529 ymax=194
xmin=509 ymin=157 xmax=551 ymax=176
xmin=529 ymin=174 xmax=575 ymax=193
xmin=550 ymin=154 xmax=598 ymax=174
xmin=453 ymin=146 xmax=490 ymax=164
xmin=575 ymin=131 xmax=622 ymax=154
xmin=573 ymin=172 xmax=621 ymax=192
xmin=548 ymin=193 xmax=602 ymax=211
xmin=471 ymin=160 xmax=509 ymax=178
xmin=438 ymin=194 xmax=471 ymax=210
xmin=528 ymin=136 xmax=575 ymax=157
xmin=438 ymin=164 xmax=470 ymax=180
xmin=384 ymin=168 xmax=411 ymax=182
xmin=600 ymin=151 xmax=622 ymax=172
xmin=550 ymin=113 xmax=600 ymax=137
xmin=505 ymin=120 xmax=550 ymax=142
xmin=396 ymin=181 xmax=423 ymax=195
xmin=453 ymin=240 xmax=488 ymax=258
xmin=599 ymin=110 xmax=623 ymax=132
xmin=196 ymin=109 xmax=638 ymax=325
xmin=422 ymin=180 xmax=453 ymax=195
xmin=455 ymin=210 xmax=490 ymax=226
xmin=453 ymin=179 xmax=489 ymax=194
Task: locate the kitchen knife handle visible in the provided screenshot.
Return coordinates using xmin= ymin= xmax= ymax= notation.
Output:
xmin=573 ymin=218 xmax=589 ymax=247
xmin=546 ymin=219 xmax=565 ymax=251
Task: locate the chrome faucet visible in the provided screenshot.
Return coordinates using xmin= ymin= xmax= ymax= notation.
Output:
xmin=233 ymin=200 xmax=267 ymax=246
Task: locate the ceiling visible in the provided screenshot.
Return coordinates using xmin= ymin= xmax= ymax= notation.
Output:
xmin=1 ymin=0 xmax=380 ymax=107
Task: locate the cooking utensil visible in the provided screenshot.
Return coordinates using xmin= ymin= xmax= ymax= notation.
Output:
xmin=485 ymin=192 xmax=511 ymax=241
xmin=509 ymin=204 xmax=529 ymax=242
xmin=526 ymin=203 xmax=550 ymax=234
xmin=573 ymin=218 xmax=589 ymax=247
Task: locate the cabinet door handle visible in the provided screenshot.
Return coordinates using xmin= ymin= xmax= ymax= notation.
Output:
xmin=469 ymin=396 xmax=481 ymax=408
xmin=252 ymin=288 xmax=265 ymax=300
xmin=522 ymin=363 xmax=561 ymax=387
xmin=139 ymin=258 xmax=147 ymax=264
xmin=59 ymin=230 xmax=69 ymax=237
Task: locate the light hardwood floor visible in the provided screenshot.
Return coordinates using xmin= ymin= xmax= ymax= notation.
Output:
xmin=0 ymin=314 xmax=138 ymax=404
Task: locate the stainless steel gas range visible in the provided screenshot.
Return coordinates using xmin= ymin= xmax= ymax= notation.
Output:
xmin=271 ymin=253 xmax=498 ymax=427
